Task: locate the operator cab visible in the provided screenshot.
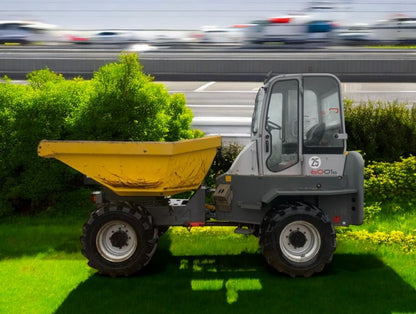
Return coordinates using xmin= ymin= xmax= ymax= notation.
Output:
xmin=252 ymin=74 xmax=347 ymax=176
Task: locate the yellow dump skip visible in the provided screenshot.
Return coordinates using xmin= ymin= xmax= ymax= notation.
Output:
xmin=38 ymin=136 xmax=221 ymax=196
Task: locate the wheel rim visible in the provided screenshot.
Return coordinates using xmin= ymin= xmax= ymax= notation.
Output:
xmin=96 ymin=220 xmax=137 ymax=262
xmin=279 ymin=220 xmax=321 ymax=263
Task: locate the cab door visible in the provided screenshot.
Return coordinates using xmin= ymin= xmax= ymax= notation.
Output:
xmin=262 ymin=77 xmax=301 ymax=175
xmin=302 ymin=75 xmax=347 ymax=177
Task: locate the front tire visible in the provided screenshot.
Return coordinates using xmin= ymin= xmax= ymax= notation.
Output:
xmin=259 ymin=203 xmax=336 ymax=277
xmin=81 ymin=202 xmax=158 ymax=277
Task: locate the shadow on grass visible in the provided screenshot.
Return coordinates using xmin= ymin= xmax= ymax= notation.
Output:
xmin=0 ymin=219 xmax=84 ymax=260
xmin=55 ymin=237 xmax=416 ymax=314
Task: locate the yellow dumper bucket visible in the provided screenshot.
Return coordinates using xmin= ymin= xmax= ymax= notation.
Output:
xmin=38 ymin=136 xmax=221 ymax=196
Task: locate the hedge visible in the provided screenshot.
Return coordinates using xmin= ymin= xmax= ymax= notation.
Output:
xmin=0 ymin=53 xmax=196 ymax=216
xmin=344 ymin=100 xmax=416 ymax=162
xmin=338 ymin=229 xmax=416 ymax=253
xmin=364 ymin=156 xmax=416 ymax=202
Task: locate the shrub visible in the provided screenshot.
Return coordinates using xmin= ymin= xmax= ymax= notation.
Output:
xmin=27 ymin=68 xmax=65 ymax=89
xmin=205 ymin=143 xmax=243 ymax=187
xmin=338 ymin=229 xmax=416 ymax=253
xmin=344 ymin=100 xmax=416 ymax=162
xmin=364 ymin=156 xmax=416 ymax=202
xmin=164 ymin=93 xmax=194 ymax=141
xmin=0 ymin=53 xmax=196 ymax=216
xmin=363 ymin=202 xmax=382 ymax=222
xmin=0 ymin=71 xmax=89 ymax=216
xmin=73 ymin=53 xmax=194 ymax=141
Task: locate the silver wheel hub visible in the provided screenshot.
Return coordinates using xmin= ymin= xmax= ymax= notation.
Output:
xmin=279 ymin=221 xmax=321 ymax=263
xmin=96 ymin=220 xmax=137 ymax=262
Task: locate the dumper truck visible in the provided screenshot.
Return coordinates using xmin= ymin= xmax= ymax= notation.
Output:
xmin=38 ymin=73 xmax=364 ymax=278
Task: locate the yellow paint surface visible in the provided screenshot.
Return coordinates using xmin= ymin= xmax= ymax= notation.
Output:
xmin=38 ymin=136 xmax=221 ymax=196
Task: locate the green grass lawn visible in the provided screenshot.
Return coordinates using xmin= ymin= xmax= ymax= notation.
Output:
xmin=0 ymin=213 xmax=415 ymax=314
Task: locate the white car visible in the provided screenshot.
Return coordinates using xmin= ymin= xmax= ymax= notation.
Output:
xmin=199 ymin=26 xmax=246 ymax=44
xmin=0 ymin=20 xmax=58 ymax=44
xmin=372 ymin=17 xmax=416 ymax=44
xmin=244 ymin=16 xmax=313 ymax=44
xmin=87 ymin=31 xmax=133 ymax=44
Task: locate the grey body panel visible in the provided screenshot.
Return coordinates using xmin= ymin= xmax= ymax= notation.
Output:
xmin=227 ymin=141 xmax=259 ymax=175
xmin=215 ymin=150 xmax=364 ymax=226
xmin=100 ymin=187 xmax=206 ymax=227
xmin=303 ymin=154 xmax=346 ymax=177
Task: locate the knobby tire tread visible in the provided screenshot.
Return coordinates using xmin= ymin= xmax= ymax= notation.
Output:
xmin=80 ymin=202 xmax=158 ymax=277
xmin=259 ymin=202 xmax=336 ymax=278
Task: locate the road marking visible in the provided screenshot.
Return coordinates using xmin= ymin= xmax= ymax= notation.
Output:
xmin=346 ymin=91 xmax=416 ymax=93
xmin=194 ymin=81 xmax=216 ymax=92
xmin=192 ymin=116 xmax=252 ymax=124
xmin=188 ymin=105 xmax=253 ymax=108
xmin=196 ymin=90 xmax=257 ymax=93
xmin=170 ymin=90 xmax=257 ymax=94
xmin=9 ymin=80 xmax=29 ymax=85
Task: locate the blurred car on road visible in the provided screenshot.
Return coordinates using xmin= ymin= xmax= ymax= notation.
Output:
xmin=0 ymin=20 xmax=59 ymax=44
xmin=335 ymin=24 xmax=375 ymax=44
xmin=336 ymin=16 xmax=416 ymax=45
xmin=372 ymin=16 xmax=416 ymax=44
xmin=244 ymin=15 xmax=335 ymax=44
xmin=87 ymin=31 xmax=134 ymax=44
xmin=198 ymin=25 xmax=249 ymax=44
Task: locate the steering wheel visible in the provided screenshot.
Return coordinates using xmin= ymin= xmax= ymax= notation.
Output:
xmin=305 ymin=123 xmax=325 ymax=145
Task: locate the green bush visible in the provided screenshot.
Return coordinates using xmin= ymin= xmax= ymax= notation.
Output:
xmin=0 ymin=70 xmax=89 ymax=216
xmin=0 ymin=53 xmax=196 ymax=216
xmin=344 ymin=100 xmax=416 ymax=162
xmin=205 ymin=143 xmax=243 ymax=187
xmin=364 ymin=156 xmax=416 ymax=202
xmin=338 ymin=229 xmax=416 ymax=253
xmin=363 ymin=202 xmax=382 ymax=222
xmin=73 ymin=53 xmax=194 ymax=141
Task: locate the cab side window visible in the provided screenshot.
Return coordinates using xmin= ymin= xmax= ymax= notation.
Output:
xmin=303 ymin=76 xmax=344 ymax=154
xmin=266 ymin=80 xmax=299 ymax=172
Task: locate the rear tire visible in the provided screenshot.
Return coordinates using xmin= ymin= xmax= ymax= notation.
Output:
xmin=259 ymin=203 xmax=336 ymax=277
xmin=81 ymin=202 xmax=158 ymax=277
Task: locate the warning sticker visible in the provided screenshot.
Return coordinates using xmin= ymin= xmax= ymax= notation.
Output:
xmin=309 ymin=156 xmax=321 ymax=169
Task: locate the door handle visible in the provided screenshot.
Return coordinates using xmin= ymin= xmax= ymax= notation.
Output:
xmin=265 ymin=135 xmax=270 ymax=153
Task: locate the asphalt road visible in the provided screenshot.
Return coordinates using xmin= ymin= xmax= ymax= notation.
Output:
xmin=161 ymin=81 xmax=416 ymax=144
